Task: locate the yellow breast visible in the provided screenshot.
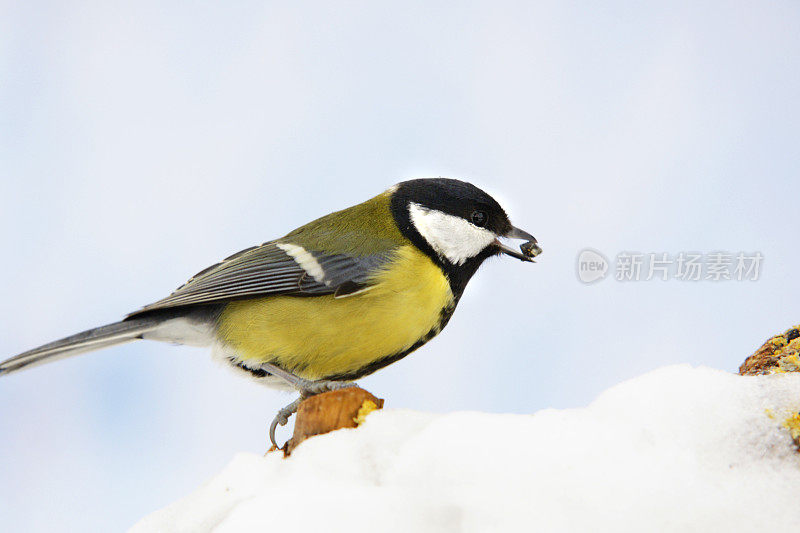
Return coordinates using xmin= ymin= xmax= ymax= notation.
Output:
xmin=216 ymin=245 xmax=454 ymax=380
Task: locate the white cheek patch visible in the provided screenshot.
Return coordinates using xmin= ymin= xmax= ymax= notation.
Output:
xmin=408 ymin=203 xmax=496 ymax=265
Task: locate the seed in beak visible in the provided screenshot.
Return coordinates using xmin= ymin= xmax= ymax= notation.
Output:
xmin=521 ymin=241 xmax=542 ymax=259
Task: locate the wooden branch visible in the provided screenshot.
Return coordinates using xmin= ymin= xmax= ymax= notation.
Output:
xmin=282 ymin=387 xmax=384 ymax=456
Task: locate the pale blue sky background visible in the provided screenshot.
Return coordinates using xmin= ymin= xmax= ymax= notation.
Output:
xmin=1 ymin=2 xmax=798 ymax=531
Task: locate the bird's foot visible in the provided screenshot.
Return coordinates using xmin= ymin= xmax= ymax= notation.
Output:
xmin=298 ymin=379 xmax=358 ymax=397
xmin=267 ymin=373 xmax=357 ymax=449
xmin=269 ymin=397 xmax=302 ymax=449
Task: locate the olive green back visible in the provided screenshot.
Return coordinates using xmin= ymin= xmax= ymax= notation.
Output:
xmin=282 ymin=190 xmax=407 ymax=256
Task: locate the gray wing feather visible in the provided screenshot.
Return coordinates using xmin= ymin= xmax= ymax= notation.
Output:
xmin=314 ymin=253 xmax=389 ymax=287
xmin=130 ymin=241 xmax=394 ymax=315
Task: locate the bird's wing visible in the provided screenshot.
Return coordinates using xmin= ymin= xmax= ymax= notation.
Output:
xmin=129 ymin=240 xmax=396 ymax=316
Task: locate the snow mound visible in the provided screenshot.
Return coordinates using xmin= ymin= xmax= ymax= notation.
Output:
xmin=131 ymin=366 xmax=800 ymax=533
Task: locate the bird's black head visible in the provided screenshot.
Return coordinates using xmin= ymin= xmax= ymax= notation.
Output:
xmin=389 ymin=178 xmax=539 ymax=297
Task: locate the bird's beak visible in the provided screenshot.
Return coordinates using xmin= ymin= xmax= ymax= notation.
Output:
xmin=496 ymin=226 xmax=542 ymax=262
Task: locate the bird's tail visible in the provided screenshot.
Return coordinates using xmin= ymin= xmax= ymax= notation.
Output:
xmin=0 ymin=318 xmax=160 ymax=376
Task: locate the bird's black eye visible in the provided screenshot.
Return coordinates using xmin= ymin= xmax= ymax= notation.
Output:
xmin=471 ymin=210 xmax=487 ymax=227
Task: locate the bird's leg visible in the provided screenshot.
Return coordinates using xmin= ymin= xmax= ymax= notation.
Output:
xmin=261 ymin=362 xmax=357 ymax=448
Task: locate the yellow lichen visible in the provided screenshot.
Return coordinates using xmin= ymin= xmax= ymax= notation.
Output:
xmin=353 ymin=400 xmax=379 ymax=426
xmin=778 ymin=354 xmax=800 ymax=373
xmin=782 ymin=413 xmax=800 ymax=450
xmin=742 ymin=325 xmax=800 ymax=375
xmin=771 ymin=336 xmax=787 ymax=347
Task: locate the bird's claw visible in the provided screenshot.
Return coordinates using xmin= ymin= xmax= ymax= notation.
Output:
xmin=269 ymin=398 xmax=301 ymax=449
xmin=268 ymin=380 xmax=357 ymax=450
xmin=300 ymin=380 xmax=357 ymax=397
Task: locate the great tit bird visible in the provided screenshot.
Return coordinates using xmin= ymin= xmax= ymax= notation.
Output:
xmin=1 ymin=178 xmax=541 ymax=446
